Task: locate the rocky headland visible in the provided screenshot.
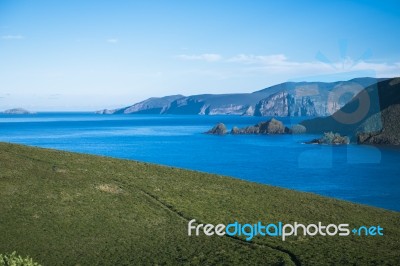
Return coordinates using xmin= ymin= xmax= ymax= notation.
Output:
xmin=97 ymin=78 xmax=382 ymax=117
xmin=301 ymin=77 xmax=400 ymax=145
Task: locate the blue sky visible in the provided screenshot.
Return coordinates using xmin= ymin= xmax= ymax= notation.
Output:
xmin=0 ymin=0 xmax=400 ymax=111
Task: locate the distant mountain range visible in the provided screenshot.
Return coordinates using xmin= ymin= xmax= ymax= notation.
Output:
xmin=301 ymin=77 xmax=400 ymax=145
xmin=97 ymin=77 xmax=384 ymax=117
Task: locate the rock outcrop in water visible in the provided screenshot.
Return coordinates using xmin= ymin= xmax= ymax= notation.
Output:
xmin=230 ymin=118 xmax=289 ymax=135
xmin=207 ymin=119 xmax=310 ymax=136
xmin=258 ymin=118 xmax=288 ymax=134
xmin=306 ymin=132 xmax=350 ymax=145
xmin=205 ymin=123 xmax=228 ymax=135
xmin=231 ymin=126 xmax=240 ymax=134
xmin=289 ymin=124 xmax=307 ymax=134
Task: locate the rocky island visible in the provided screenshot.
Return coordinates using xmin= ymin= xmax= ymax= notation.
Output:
xmin=2 ymin=108 xmax=33 ymax=114
xmin=205 ymin=118 xmax=307 ymax=136
xmin=306 ymin=132 xmax=350 ymax=145
xmin=230 ymin=118 xmax=289 ymax=134
xmin=205 ymin=123 xmax=228 ymax=135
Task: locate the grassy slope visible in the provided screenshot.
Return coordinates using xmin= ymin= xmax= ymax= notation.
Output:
xmin=0 ymin=143 xmax=399 ymax=265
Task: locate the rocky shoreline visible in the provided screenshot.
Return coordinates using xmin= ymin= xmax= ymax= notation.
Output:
xmin=301 ymin=78 xmax=400 ymax=146
xmin=306 ymin=132 xmax=350 ymax=145
xmin=205 ymin=118 xmax=351 ymax=145
xmin=205 ymin=118 xmax=297 ymax=135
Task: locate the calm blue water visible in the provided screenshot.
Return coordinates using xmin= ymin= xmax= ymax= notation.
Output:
xmin=0 ymin=113 xmax=399 ymax=211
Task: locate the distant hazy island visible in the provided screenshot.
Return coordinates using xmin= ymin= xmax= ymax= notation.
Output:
xmin=1 ymin=108 xmax=34 ymax=115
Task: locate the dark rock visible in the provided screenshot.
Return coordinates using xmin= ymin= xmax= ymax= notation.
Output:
xmin=235 ymin=125 xmax=260 ymax=134
xmin=306 ymin=132 xmax=350 ymax=145
xmin=231 ymin=126 xmax=240 ymax=134
xmin=232 ymin=118 xmax=289 ymax=135
xmin=205 ymin=123 xmax=227 ymax=135
xmin=258 ymin=118 xmax=286 ymax=134
xmin=357 ymin=132 xmax=375 ymax=143
xmin=290 ymin=124 xmax=307 ymax=134
xmin=356 ymin=104 xmax=400 ymax=145
xmin=357 ymin=132 xmax=400 ymax=145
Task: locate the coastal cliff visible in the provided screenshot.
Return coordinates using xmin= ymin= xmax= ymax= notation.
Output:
xmin=301 ymin=78 xmax=400 ymax=145
xmin=97 ymin=78 xmax=382 ymax=117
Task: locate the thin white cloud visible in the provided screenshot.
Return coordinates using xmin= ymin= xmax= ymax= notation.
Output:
xmin=227 ymin=54 xmax=400 ymax=78
xmin=175 ymin=52 xmax=399 ymax=79
xmin=228 ymin=54 xmax=287 ymax=64
xmin=1 ymin=35 xmax=24 ymax=40
xmin=349 ymin=60 xmax=400 ymax=78
xmin=107 ymin=38 xmax=118 ymax=44
xmin=177 ymin=53 xmax=222 ymax=62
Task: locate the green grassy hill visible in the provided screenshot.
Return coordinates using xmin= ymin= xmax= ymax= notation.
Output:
xmin=0 ymin=142 xmax=399 ymax=265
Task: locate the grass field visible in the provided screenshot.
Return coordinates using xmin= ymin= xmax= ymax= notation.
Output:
xmin=0 ymin=142 xmax=399 ymax=265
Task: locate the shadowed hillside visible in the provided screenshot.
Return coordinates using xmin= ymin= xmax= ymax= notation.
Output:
xmin=301 ymin=77 xmax=400 ymax=144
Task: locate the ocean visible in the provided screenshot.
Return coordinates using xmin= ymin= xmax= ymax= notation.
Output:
xmin=0 ymin=112 xmax=399 ymax=211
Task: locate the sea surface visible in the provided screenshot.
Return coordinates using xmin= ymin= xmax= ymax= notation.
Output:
xmin=0 ymin=113 xmax=399 ymax=211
